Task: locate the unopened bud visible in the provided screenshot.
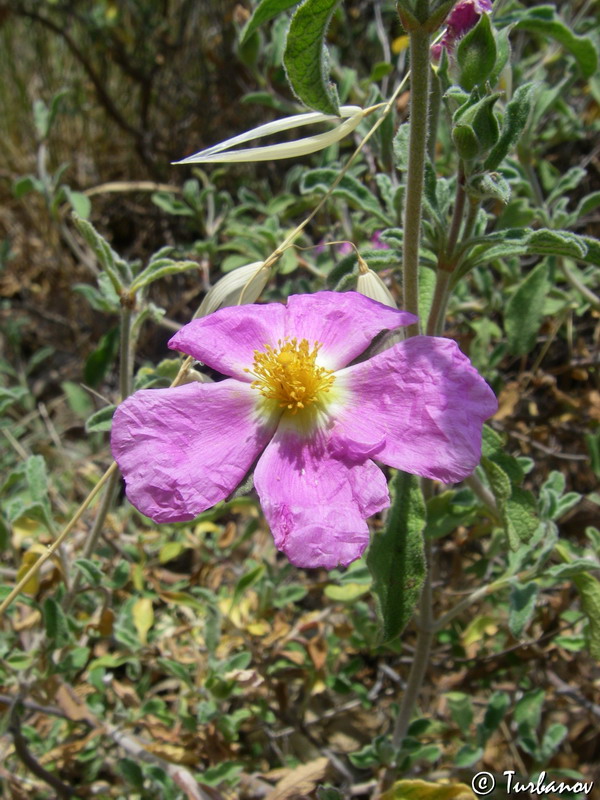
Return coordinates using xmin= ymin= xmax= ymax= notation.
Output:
xmin=356 ymin=267 xmax=397 ymax=308
xmin=196 ymin=261 xmax=270 ymax=317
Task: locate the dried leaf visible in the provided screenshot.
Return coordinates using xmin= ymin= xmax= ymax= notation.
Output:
xmin=265 ymin=757 xmax=330 ymax=800
xmin=132 ymin=597 xmax=154 ymax=644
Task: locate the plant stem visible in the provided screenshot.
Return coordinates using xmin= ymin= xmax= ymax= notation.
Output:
xmin=62 ymin=470 xmax=120 ymax=612
xmin=391 ymin=538 xmax=434 ymax=752
xmin=559 ymin=258 xmax=600 ymax=310
xmin=119 ymin=302 xmax=135 ymax=400
xmin=427 ymin=67 xmax=442 ymax=163
xmin=426 ymin=268 xmax=450 ymax=336
xmin=64 ymin=298 xmax=137 ymax=608
xmin=0 ymin=462 xmax=119 ymax=618
xmin=444 ymin=161 xmax=466 ymax=264
xmin=403 ymin=27 xmax=431 ymax=335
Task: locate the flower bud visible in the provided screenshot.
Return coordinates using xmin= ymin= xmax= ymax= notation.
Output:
xmin=356 ymin=257 xmax=397 ymax=308
xmin=196 ymin=261 xmax=270 ymax=317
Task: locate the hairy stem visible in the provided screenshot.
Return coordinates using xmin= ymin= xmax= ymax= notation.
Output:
xmin=403 ymin=27 xmax=431 ymax=335
xmin=426 ymin=268 xmax=451 ymax=336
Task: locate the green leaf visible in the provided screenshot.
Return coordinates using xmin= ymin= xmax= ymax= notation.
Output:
xmin=0 ymin=386 xmax=29 ymax=415
xmin=477 ymin=691 xmax=509 ymax=745
xmin=513 ymin=688 xmax=544 ymax=730
xmin=72 ymin=214 xmax=127 ymax=293
xmin=231 ymin=564 xmax=265 ymax=609
xmin=367 ymin=471 xmax=426 ymax=643
xmin=118 ymin=758 xmax=145 ymax=789
xmin=424 ymin=490 xmax=477 ymax=540
xmin=454 ymin=745 xmax=483 ymax=769
xmin=131 ymin=259 xmax=199 ymax=292
xmin=504 ymin=261 xmax=549 ymax=356
xmin=283 ymin=0 xmax=341 ymax=114
xmin=85 ymin=405 xmax=116 ymax=433
xmin=446 ymin=692 xmax=473 ymax=732
xmin=556 ymin=543 xmax=600 ymax=660
xmin=241 ymin=0 xmax=300 ymax=44
xmin=300 ymin=168 xmax=387 ymax=222
xmin=509 ymin=580 xmax=539 ymax=637
xmin=468 ymin=172 xmax=510 ymax=204
xmin=456 ymin=13 xmax=497 ymax=91
xmin=156 ymin=657 xmax=194 ymax=687
xmin=13 ymin=175 xmax=44 ymax=198
xmin=527 ymin=229 xmax=587 ymax=260
xmin=43 ymin=597 xmax=71 ymax=647
xmin=452 ymin=125 xmax=480 ymax=161
xmin=61 ymin=380 xmax=94 ymax=419
xmin=23 ymin=456 xmax=46 ymax=504
xmin=514 ymin=13 xmax=597 ymax=79
xmin=540 ymin=723 xmax=567 ymax=761
xmin=506 ymin=484 xmax=538 ymax=533
xmin=63 ymin=187 xmax=91 ymax=219
xmin=25 ymin=455 xmax=53 ymax=529
xmin=483 ymin=83 xmax=534 ymax=172
xmin=74 ymin=558 xmax=104 ymax=587
xmin=84 ymin=327 xmax=119 ymax=388
xmin=573 ymin=572 xmax=600 ymax=660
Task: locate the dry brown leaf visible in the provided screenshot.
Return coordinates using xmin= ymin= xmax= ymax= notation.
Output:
xmin=494 ymin=380 xmax=521 ymax=421
xmin=55 ymin=683 xmax=96 ymax=723
xmin=144 ymin=742 xmax=199 ymax=766
xmin=12 ymin=609 xmax=42 ymax=631
xmin=265 ymin=757 xmax=330 ymax=800
xmin=306 ymin=636 xmax=327 ymax=671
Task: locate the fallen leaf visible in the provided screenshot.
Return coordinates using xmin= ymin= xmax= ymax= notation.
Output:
xmin=265 ymin=757 xmax=330 ymax=800
xmin=132 ymin=597 xmax=154 ymax=644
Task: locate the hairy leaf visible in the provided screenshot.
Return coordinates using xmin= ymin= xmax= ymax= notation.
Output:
xmin=367 ymin=471 xmax=426 ymax=643
xmin=241 ymin=0 xmax=300 ymax=44
xmin=283 ymin=0 xmax=340 ymax=114
xmin=505 ymin=261 xmax=549 ymax=356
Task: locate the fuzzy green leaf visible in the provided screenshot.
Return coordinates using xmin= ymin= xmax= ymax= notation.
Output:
xmin=367 ymin=471 xmax=426 ymax=643
xmin=483 ymin=83 xmax=534 ymax=171
xmin=241 ymin=0 xmax=300 ymax=44
xmin=43 ymin=597 xmax=71 ymax=647
xmin=85 ymin=405 xmax=116 ymax=433
xmin=505 ymin=261 xmax=549 ymax=356
xmin=457 ymin=13 xmax=497 ymax=91
xmin=131 ymin=259 xmax=199 ymax=291
xmin=509 ymin=580 xmax=539 ymax=637
xmin=283 ymin=0 xmax=340 ymax=114
xmin=573 ymin=572 xmax=600 ymax=660
xmin=300 ymin=168 xmax=388 ymax=222
xmin=514 ymin=13 xmax=597 ymax=79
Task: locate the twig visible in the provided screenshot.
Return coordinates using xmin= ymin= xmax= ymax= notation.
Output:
xmin=9 ymin=696 xmax=75 ymax=799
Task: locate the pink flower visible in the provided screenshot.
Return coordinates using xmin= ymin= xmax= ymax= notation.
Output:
xmin=432 ymin=0 xmax=493 ymax=59
xmin=370 ymin=231 xmax=390 ymax=250
xmin=111 ymin=292 xmax=497 ymax=569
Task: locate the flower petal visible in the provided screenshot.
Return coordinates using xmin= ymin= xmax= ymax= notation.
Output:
xmin=334 ymin=336 xmax=498 ymax=483
xmin=111 ymin=380 xmax=278 ymax=522
xmin=169 ymin=291 xmax=415 ymax=378
xmin=169 ymin=304 xmax=287 ymax=379
xmin=284 ymin=291 xmax=417 ymax=370
xmin=254 ymin=429 xmax=389 ymax=569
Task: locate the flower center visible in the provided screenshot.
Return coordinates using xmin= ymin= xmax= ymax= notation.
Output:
xmin=246 ymin=338 xmax=335 ymax=414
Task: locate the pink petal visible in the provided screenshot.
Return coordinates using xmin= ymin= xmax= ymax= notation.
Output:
xmin=254 ymin=428 xmax=389 ymax=569
xmin=169 ymin=303 xmax=287 ymax=380
xmin=334 ymin=336 xmax=497 ymax=483
xmin=168 ymin=292 xmax=416 ymax=378
xmin=111 ymin=380 xmax=278 ymax=522
xmin=284 ymin=292 xmax=417 ymax=370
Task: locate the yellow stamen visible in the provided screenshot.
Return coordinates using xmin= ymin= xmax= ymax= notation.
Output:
xmin=246 ymin=338 xmax=335 ymax=415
